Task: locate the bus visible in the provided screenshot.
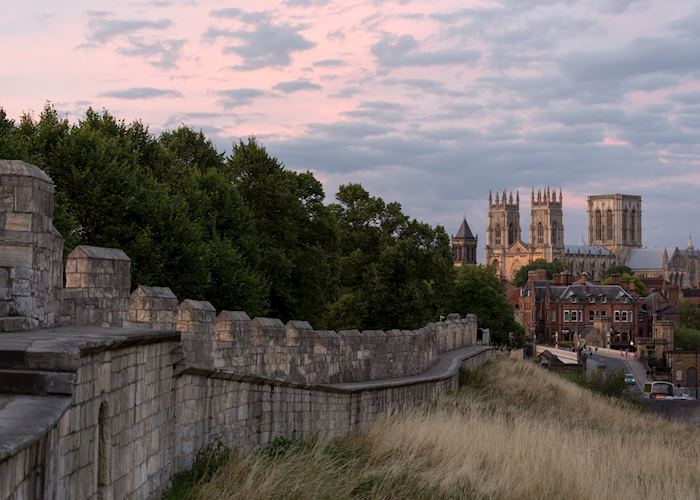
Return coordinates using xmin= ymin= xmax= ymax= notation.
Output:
xmin=644 ymin=381 xmax=675 ymax=399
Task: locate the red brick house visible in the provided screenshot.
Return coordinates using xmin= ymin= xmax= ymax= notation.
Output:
xmin=520 ymin=271 xmax=647 ymax=348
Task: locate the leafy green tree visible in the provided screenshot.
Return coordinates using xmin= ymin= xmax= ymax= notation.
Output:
xmin=228 ymin=138 xmax=338 ymax=324
xmin=673 ymin=326 xmax=700 ymax=351
xmin=451 ymin=265 xmax=523 ymax=346
xmin=602 ymin=273 xmax=646 ymax=296
xmin=325 ymin=184 xmax=454 ymax=330
xmin=602 ymin=265 xmax=632 ymax=279
xmin=514 ymin=259 xmax=566 ymax=287
xmin=678 ymin=300 xmax=700 ymax=330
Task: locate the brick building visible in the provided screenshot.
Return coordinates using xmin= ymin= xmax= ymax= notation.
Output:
xmin=520 ymin=270 xmax=647 ymax=347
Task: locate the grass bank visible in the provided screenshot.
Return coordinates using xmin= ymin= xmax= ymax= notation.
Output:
xmin=176 ymin=358 xmax=700 ymax=500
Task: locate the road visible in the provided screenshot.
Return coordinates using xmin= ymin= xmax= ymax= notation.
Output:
xmin=588 ymin=352 xmax=646 ymax=396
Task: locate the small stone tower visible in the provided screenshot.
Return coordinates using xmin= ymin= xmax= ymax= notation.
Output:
xmin=452 ymin=217 xmax=477 ymax=266
xmin=484 ymin=190 xmax=521 ymax=277
xmin=530 ymin=187 xmax=564 ymax=261
xmin=0 ymin=160 xmax=64 ymax=330
xmin=588 ymin=194 xmax=642 ymax=259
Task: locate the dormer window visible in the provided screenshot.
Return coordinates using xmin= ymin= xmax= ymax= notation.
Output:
xmin=589 ymin=297 xmax=595 ymax=303
xmin=572 ymin=297 xmax=577 ymax=303
xmin=602 ymin=296 xmax=607 ymax=303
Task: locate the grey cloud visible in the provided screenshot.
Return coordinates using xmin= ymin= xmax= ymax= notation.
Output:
xmin=327 ymin=29 xmax=345 ymax=41
xmin=313 ymin=59 xmax=346 ymax=68
xmin=670 ymin=9 xmax=700 ymax=37
xmin=382 ymin=78 xmax=469 ymax=97
xmin=284 ymin=0 xmax=330 ymax=6
xmin=330 ymin=86 xmax=363 ymax=98
xmin=100 ymin=87 xmax=181 ymax=99
xmin=306 ymin=122 xmax=393 ymax=138
xmin=117 ymin=38 xmax=184 ymax=69
xmin=273 ymin=79 xmax=322 ymax=93
xmin=371 ymin=34 xmax=480 ymax=70
xmin=205 ymin=16 xmax=315 ymax=70
xmin=672 ymin=92 xmax=700 ymax=105
xmin=340 ymin=101 xmax=407 ymax=122
xmin=209 ymin=8 xmax=271 ymax=24
xmin=215 ymin=88 xmax=267 ymax=109
xmin=560 ymin=37 xmax=700 ymax=82
xmin=85 ymin=14 xmax=171 ymax=44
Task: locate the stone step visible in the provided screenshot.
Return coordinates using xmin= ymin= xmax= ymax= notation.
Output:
xmin=0 ymin=316 xmax=36 ymax=332
xmin=0 ymin=369 xmax=75 ymax=396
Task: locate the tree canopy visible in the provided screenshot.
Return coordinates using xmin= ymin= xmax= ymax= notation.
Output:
xmin=0 ymin=104 xmax=522 ymax=341
xmin=513 ymin=259 xmax=566 ymax=287
xmin=451 ymin=265 xmax=524 ymax=346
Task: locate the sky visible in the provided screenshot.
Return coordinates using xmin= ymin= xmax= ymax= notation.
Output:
xmin=2 ymin=0 xmax=700 ymax=261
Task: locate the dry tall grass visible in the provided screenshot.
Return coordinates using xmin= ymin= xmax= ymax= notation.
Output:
xmin=191 ymin=358 xmax=700 ymax=500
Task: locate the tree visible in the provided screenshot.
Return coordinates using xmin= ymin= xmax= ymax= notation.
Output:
xmin=602 ymin=273 xmax=646 ymax=296
xmin=674 ymin=326 xmax=700 ymax=351
xmin=679 ymin=300 xmax=700 ymax=330
xmin=324 ymin=184 xmax=454 ymax=331
xmin=228 ymin=138 xmax=338 ymax=324
xmin=451 ymin=265 xmax=524 ymax=346
xmin=514 ymin=259 xmax=566 ymax=287
xmin=602 ymin=265 xmax=632 ymax=279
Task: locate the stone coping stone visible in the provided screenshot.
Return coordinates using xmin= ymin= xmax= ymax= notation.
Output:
xmin=217 ymin=311 xmax=251 ymax=322
xmin=0 ymin=394 xmax=71 ymax=461
xmin=134 ymin=285 xmax=177 ymax=299
xmin=178 ymin=345 xmax=493 ymax=394
xmin=68 ymin=245 xmax=130 ymax=261
xmin=0 ymin=159 xmax=53 ymax=183
xmin=0 ymin=326 xmax=179 ymax=372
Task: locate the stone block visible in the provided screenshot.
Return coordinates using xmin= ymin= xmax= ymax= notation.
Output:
xmin=4 ymin=212 xmax=32 ymax=231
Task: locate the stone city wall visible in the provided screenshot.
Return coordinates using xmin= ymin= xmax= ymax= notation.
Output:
xmin=0 ymin=160 xmax=492 ymax=500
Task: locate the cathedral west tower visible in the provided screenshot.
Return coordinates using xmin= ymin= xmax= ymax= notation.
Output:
xmin=530 ymin=187 xmax=564 ymax=262
xmin=485 ymin=190 xmax=521 ymax=278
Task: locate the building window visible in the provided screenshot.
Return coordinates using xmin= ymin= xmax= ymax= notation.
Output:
xmin=537 ymin=222 xmax=544 ymax=245
xmin=595 ymin=210 xmax=602 ymax=240
xmin=622 ymin=208 xmax=628 ymax=244
xmin=495 ymin=224 xmax=501 ymax=245
xmin=621 ymin=311 xmax=628 ymax=322
xmin=606 ymin=210 xmax=613 ymax=240
xmin=614 ymin=310 xmax=621 ymax=322
xmin=589 ymin=310 xmax=595 ymax=321
xmin=564 ymin=310 xmax=570 ymax=322
xmin=552 ymin=221 xmax=558 ymax=245
xmin=601 ymin=310 xmax=607 ymax=318
xmin=508 ymin=222 xmax=515 ymax=246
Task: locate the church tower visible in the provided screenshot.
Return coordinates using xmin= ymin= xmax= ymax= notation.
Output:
xmin=451 ymin=217 xmax=478 ymax=266
xmin=484 ymin=190 xmax=521 ymax=278
xmin=530 ymin=187 xmax=564 ymax=261
xmin=587 ymin=194 xmax=642 ymax=259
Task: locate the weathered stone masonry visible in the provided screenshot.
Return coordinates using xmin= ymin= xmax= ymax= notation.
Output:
xmin=0 ymin=160 xmax=495 ymax=500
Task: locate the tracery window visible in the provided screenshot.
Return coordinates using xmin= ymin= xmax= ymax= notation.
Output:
xmin=595 ymin=210 xmax=602 ymax=240
xmin=537 ymin=222 xmax=544 ymax=245
xmin=606 ymin=210 xmax=613 ymax=240
xmin=495 ymin=224 xmax=502 ymax=245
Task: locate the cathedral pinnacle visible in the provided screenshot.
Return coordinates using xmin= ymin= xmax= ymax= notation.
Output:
xmin=688 ymin=234 xmax=694 ymax=250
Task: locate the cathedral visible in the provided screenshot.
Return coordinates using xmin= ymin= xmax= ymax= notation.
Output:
xmin=451 ymin=188 xmax=700 ymax=288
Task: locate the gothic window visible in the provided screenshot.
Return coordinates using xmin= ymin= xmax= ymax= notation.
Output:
xmin=552 ymin=221 xmax=558 ymax=245
xmin=495 ymin=224 xmax=502 ymax=245
xmin=630 ymin=209 xmax=636 ymax=242
xmin=622 ymin=209 xmax=628 ymax=244
xmin=595 ymin=210 xmax=602 ymax=240
xmin=606 ymin=210 xmax=613 ymax=241
xmin=537 ymin=222 xmax=544 ymax=245
xmin=508 ymin=222 xmax=515 ymax=246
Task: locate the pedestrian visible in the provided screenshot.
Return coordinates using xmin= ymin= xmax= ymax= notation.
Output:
xmin=595 ymin=346 xmax=598 ymax=354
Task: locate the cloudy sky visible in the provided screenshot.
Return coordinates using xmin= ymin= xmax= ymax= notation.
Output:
xmin=2 ymin=0 xmax=700 ymax=260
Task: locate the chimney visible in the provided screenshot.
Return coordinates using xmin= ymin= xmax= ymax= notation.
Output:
xmin=554 ymin=272 xmax=573 ymax=286
xmin=609 ymin=273 xmax=621 ymax=286
xmin=528 ymin=269 xmax=547 ymax=283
